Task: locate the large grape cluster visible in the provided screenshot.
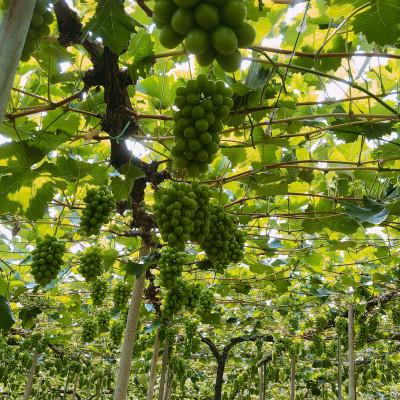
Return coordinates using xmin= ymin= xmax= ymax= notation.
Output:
xmin=153 ymin=0 xmax=256 ymax=71
xmin=110 ymin=320 xmax=124 ymax=346
xmin=15 ymin=0 xmax=54 ymax=61
xmin=113 ymin=282 xmax=131 ymax=310
xmin=90 ymin=278 xmax=108 ymax=306
xmin=191 ymin=182 xmax=210 ymax=243
xmin=80 ymin=186 xmax=115 ymax=236
xmin=159 ymin=247 xmax=187 ymax=289
xmin=197 ymin=287 xmax=215 ymax=313
xmin=154 ymin=182 xmax=198 ymax=249
xmin=81 ymin=319 xmax=98 ymax=343
xmin=162 ymin=278 xmax=202 ymax=318
xmin=78 ymin=247 xmax=103 ymax=281
xmin=171 ymin=75 xmax=233 ymax=175
xmin=31 ymin=235 xmax=66 ymax=286
xmin=202 ymin=206 xmax=245 ymax=272
xmin=97 ymin=310 xmax=111 ymax=333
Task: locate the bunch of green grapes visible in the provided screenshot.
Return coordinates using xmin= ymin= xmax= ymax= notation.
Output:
xmin=80 ymin=186 xmax=115 ymax=236
xmin=171 ymin=75 xmax=233 ymax=175
xmin=152 ymin=0 xmax=256 ymax=71
xmin=169 ymin=356 xmax=187 ymax=383
xmin=78 ymin=246 xmax=104 ymax=281
xmin=90 ymin=278 xmax=108 ymax=306
xmin=16 ymin=0 xmax=54 ymax=61
xmin=314 ymin=316 xmax=327 ymax=332
xmin=335 ymin=316 xmax=347 ymax=337
xmin=154 ymin=182 xmax=198 ymax=249
xmin=81 ymin=319 xmax=98 ymax=343
xmin=357 ymin=318 xmax=368 ymax=347
xmin=113 ymin=282 xmax=131 ymax=309
xmin=190 ymin=182 xmax=210 ymax=243
xmin=392 ymin=305 xmax=400 ymax=325
xmin=162 ymin=278 xmax=202 ymax=318
xmin=202 ymin=205 xmax=244 ymax=272
xmin=110 ymin=320 xmax=124 ymax=346
xmin=183 ymin=320 xmax=200 ymax=358
xmin=97 ymin=310 xmax=111 ymax=332
xmin=310 ymin=335 xmax=325 ymax=356
xmin=197 ymin=287 xmax=215 ymax=313
xmin=159 ymin=247 xmax=187 ymax=289
xmin=367 ymin=314 xmax=379 ymax=333
xmin=31 ymin=235 xmax=66 ymax=286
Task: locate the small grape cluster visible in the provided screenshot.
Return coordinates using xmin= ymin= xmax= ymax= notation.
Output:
xmin=162 ymin=278 xmax=202 ymax=318
xmin=90 ymin=278 xmax=108 ymax=306
xmin=159 ymin=247 xmax=187 ymax=289
xmin=392 ymin=305 xmax=400 ymax=325
xmin=154 ymin=182 xmax=198 ymax=250
xmin=153 ymin=0 xmax=255 ymax=71
xmin=78 ymin=246 xmax=103 ymax=281
xmin=97 ymin=310 xmax=111 ymax=333
xmin=113 ymin=282 xmax=131 ymax=310
xmin=357 ymin=316 xmax=368 ymax=347
xmin=202 ymin=206 xmax=245 ymax=272
xmin=80 ymin=186 xmax=115 ymax=236
xmin=18 ymin=0 xmax=53 ymax=61
xmin=171 ymin=75 xmax=233 ymax=175
xmin=110 ymin=320 xmax=124 ymax=346
xmin=314 ymin=316 xmax=327 ymax=332
xmin=183 ymin=320 xmax=200 ymax=358
xmin=191 ymin=182 xmax=210 ymax=243
xmin=81 ymin=319 xmax=98 ymax=343
xmin=310 ymin=335 xmax=325 ymax=356
xmin=335 ymin=316 xmax=347 ymax=337
xmin=197 ymin=287 xmax=215 ymax=313
xmin=31 ymin=235 xmax=66 ymax=286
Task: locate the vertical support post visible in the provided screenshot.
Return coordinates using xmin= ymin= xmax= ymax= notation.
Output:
xmin=0 ymin=1 xmax=36 ymax=122
xmin=113 ymin=246 xmax=149 ymax=400
xmin=290 ymin=356 xmax=296 ymax=400
xmin=258 ymin=364 xmax=264 ymax=400
xmin=348 ymin=304 xmax=356 ymax=400
xmin=146 ymin=329 xmax=161 ymax=400
xmin=23 ymin=349 xmax=39 ymax=400
xmin=337 ymin=334 xmax=342 ymax=400
xmin=158 ymin=338 xmax=170 ymax=400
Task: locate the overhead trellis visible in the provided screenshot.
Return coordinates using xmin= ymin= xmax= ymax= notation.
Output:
xmin=0 ymin=0 xmax=400 ymax=399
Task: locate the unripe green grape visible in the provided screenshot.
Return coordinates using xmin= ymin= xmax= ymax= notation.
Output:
xmin=171 ymin=75 xmax=233 ymax=174
xmin=97 ymin=310 xmax=111 ymax=333
xmin=110 ymin=320 xmax=124 ymax=346
xmin=80 ymin=186 xmax=115 ymax=236
xmin=113 ymin=282 xmax=131 ymax=309
xmin=78 ymin=246 xmax=104 ymax=281
xmin=81 ymin=319 xmax=98 ymax=343
xmin=90 ymin=278 xmax=108 ymax=306
xmin=31 ymin=235 xmax=66 ymax=286
xmin=201 ymin=205 xmax=244 ymax=273
xmin=159 ymin=247 xmax=187 ymax=289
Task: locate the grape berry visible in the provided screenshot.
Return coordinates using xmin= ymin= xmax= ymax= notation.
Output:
xmin=171 ymin=75 xmax=233 ymax=175
xmin=78 ymin=246 xmax=104 ymax=281
xmin=80 ymin=186 xmax=115 ymax=236
xmin=90 ymin=278 xmax=108 ymax=306
xmin=153 ymin=0 xmax=255 ymax=71
xmin=31 ymin=235 xmax=66 ymax=286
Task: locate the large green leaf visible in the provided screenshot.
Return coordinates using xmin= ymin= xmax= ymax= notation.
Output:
xmin=83 ymin=0 xmax=137 ymax=55
xmin=353 ymin=0 xmax=400 ymax=46
xmin=0 ymin=296 xmax=14 ymax=331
